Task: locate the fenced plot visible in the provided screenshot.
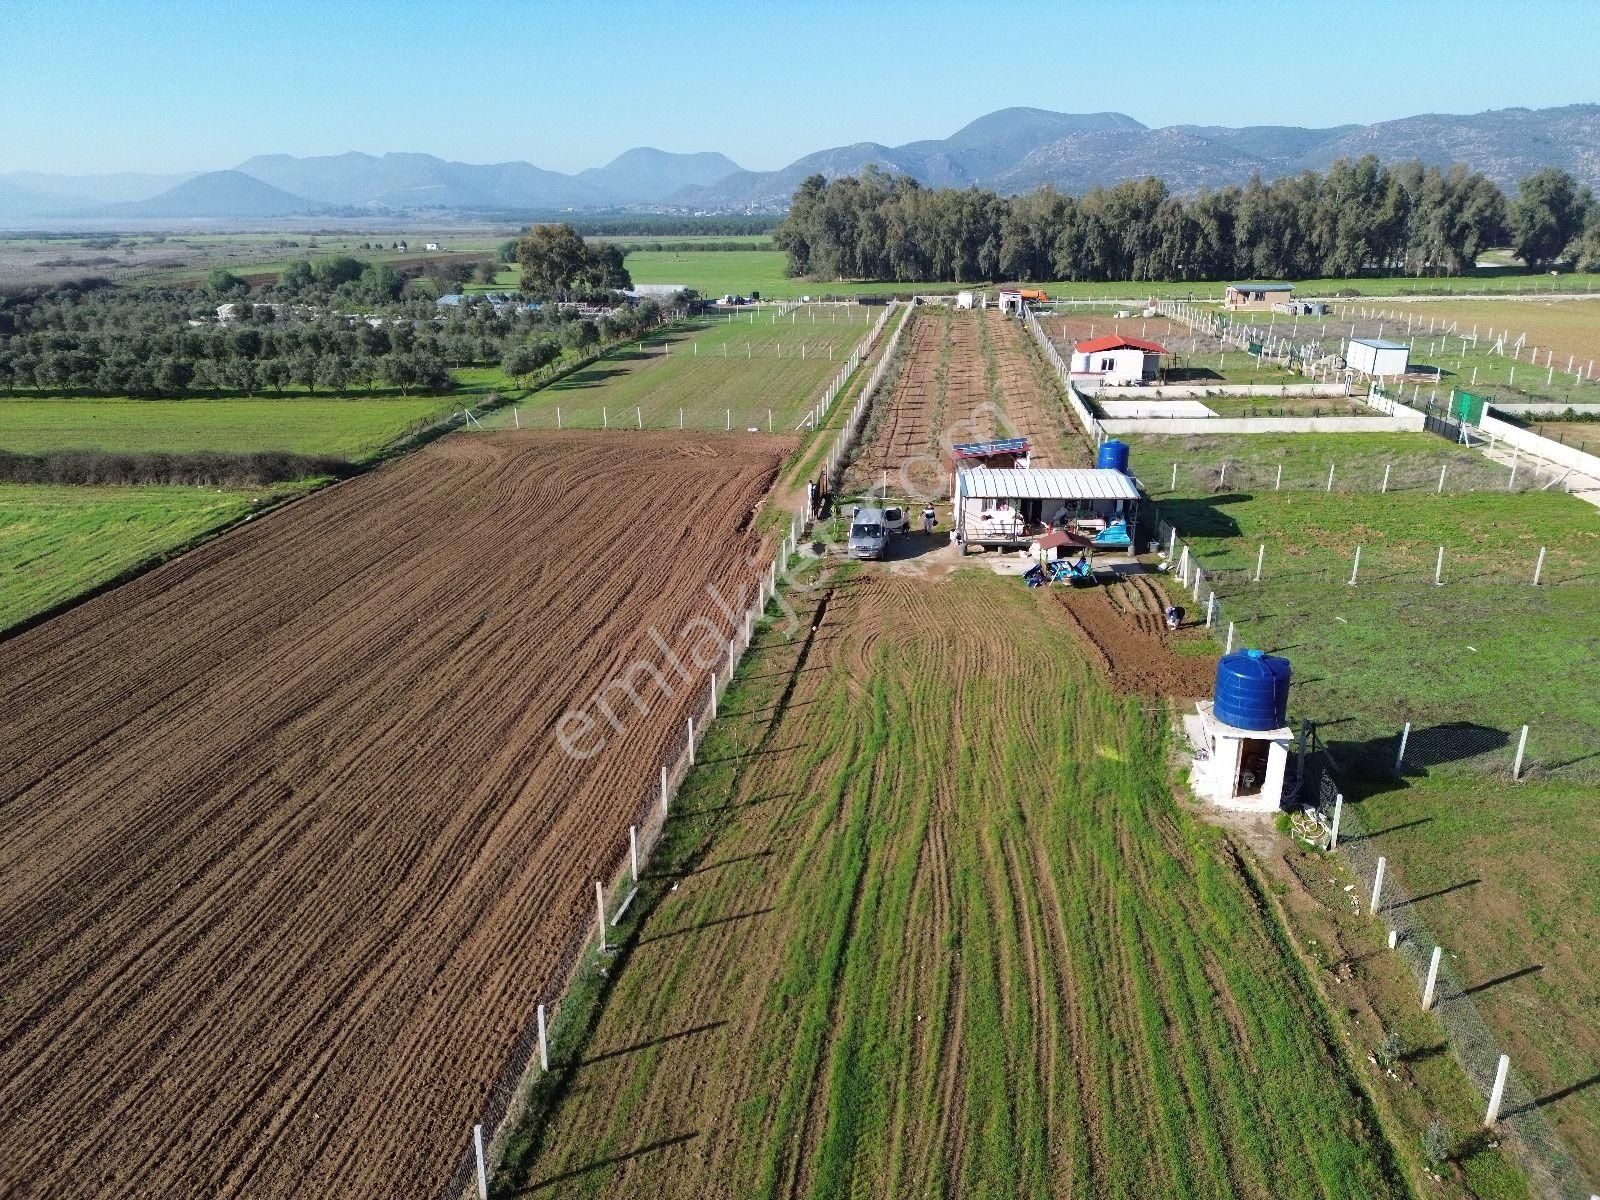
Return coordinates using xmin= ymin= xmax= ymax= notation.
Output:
xmin=494 ymin=573 xmax=1410 ymax=1200
xmin=1204 ymin=300 xmax=1600 ymax=410
xmin=494 ymin=305 xmax=878 ymax=432
xmin=0 ymin=431 xmax=791 ymax=1199
xmin=1042 ymin=310 xmax=1302 ymax=386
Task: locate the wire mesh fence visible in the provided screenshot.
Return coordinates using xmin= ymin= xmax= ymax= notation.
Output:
xmin=1298 ymin=735 xmax=1597 ymax=1200
xmin=1150 ymin=503 xmax=1597 ymax=1198
xmin=446 ymin=308 xmax=904 ymax=1199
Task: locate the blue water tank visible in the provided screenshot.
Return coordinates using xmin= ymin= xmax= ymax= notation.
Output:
xmin=1214 ymin=650 xmax=1291 ymax=731
xmin=1096 ymin=439 xmax=1131 ymax=474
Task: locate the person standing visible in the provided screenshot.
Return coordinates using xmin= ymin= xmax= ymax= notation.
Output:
xmin=922 ymin=504 xmax=936 ymax=535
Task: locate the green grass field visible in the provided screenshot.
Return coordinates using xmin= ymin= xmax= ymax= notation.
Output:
xmin=481 ymin=304 xmax=879 ymax=431
xmin=1130 ymin=427 xmax=1600 ymax=1183
xmin=0 ymin=483 xmax=280 ymax=631
xmin=0 ymin=396 xmax=454 ymax=458
xmin=493 ymin=572 xmax=1419 ymax=1199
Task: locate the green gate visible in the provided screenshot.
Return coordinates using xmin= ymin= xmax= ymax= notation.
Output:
xmin=1451 ymin=389 xmax=1487 ymax=425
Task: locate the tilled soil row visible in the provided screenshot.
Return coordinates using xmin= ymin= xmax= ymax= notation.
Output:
xmin=1051 ymin=578 xmax=1217 ymax=697
xmin=0 ymin=431 xmax=790 ymax=1199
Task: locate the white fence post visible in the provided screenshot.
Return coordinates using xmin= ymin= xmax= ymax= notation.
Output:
xmin=1348 ymin=545 xmax=1361 ymax=586
xmin=1254 ymin=544 xmax=1264 ymax=582
xmin=1224 ymin=621 xmax=1234 ymax=655
xmin=1513 ymin=724 xmax=1529 ymax=780
xmin=1485 ymin=1054 xmax=1511 ymax=1127
xmin=629 ymin=824 xmax=639 ymax=883
xmin=687 ymin=717 xmax=695 ymax=764
xmin=1205 ymin=592 xmax=1215 ymax=628
xmin=1370 ymin=855 xmax=1386 ymax=915
xmin=710 ymin=672 xmax=718 ymax=719
xmin=595 ymin=880 xmax=607 ymax=952
xmin=1381 ymin=463 xmax=1390 ymax=493
xmin=1435 ymin=546 xmax=1445 ymax=586
xmin=1395 ymin=721 xmax=1410 ymax=772
xmin=1532 ymin=546 xmax=1546 ymax=586
xmin=1326 ymin=463 xmax=1335 ymax=492
xmin=474 ymin=1123 xmax=489 ymax=1200
xmin=1275 ymin=463 xmax=1283 ymax=491
xmin=1329 ymin=793 xmax=1343 ymax=851
xmin=1423 ymin=945 xmax=1442 ymax=1010
xmin=660 ymin=765 xmax=668 ymax=815
xmin=1437 ymin=464 xmax=1447 ymax=494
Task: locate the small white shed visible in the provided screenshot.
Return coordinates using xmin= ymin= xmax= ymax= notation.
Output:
xmin=1069 ymin=335 xmax=1167 ymax=385
xmin=956 ymin=290 xmax=976 ymax=309
xmin=1346 ymin=337 xmax=1409 ymax=378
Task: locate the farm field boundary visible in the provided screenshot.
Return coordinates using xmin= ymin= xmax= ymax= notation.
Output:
xmin=0 ymin=432 xmax=796 ymax=1198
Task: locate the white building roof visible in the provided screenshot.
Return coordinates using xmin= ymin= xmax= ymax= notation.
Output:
xmin=958 ymin=467 xmax=1141 ymax=501
xmin=1350 ymin=337 xmax=1408 ymax=350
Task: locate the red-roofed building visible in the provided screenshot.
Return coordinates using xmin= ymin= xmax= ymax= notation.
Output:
xmin=1070 ymin=335 xmax=1168 ymax=385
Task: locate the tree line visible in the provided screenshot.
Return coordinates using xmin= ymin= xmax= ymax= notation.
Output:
xmin=775 ymin=160 xmax=1600 ymax=284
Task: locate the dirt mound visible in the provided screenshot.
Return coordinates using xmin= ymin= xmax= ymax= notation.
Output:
xmin=1051 ymin=576 xmax=1216 ymax=697
xmin=0 ymin=430 xmax=792 ymax=1198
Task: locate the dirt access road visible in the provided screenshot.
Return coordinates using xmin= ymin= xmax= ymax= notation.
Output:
xmin=0 ymin=431 xmax=789 ymax=1198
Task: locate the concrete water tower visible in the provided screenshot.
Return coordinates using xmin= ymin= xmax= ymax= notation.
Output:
xmin=1192 ymin=650 xmax=1294 ymax=812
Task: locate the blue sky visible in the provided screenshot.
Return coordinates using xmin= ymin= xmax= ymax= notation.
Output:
xmin=1 ymin=0 xmax=1595 ymax=176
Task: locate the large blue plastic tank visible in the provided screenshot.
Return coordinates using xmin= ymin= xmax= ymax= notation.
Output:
xmin=1214 ymin=649 xmax=1291 ymax=730
xmin=1096 ymin=439 xmax=1130 ymax=473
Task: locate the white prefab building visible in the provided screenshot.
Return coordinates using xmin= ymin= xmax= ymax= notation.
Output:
xmin=1346 ymin=337 xmax=1410 ymax=378
xmin=952 ymin=466 xmax=1141 ymax=549
xmin=956 ymin=290 xmax=976 ymax=309
xmin=1069 ymin=335 xmax=1167 ymax=385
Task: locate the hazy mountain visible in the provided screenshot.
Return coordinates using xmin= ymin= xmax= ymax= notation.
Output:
xmin=7 ymin=103 xmax=1596 ymax=223
xmin=671 ymin=103 xmax=1600 ymax=208
xmin=236 ymin=151 xmax=602 ymax=210
xmin=576 ymin=148 xmax=744 ymax=203
xmin=95 ymin=171 xmax=328 ymax=218
xmin=234 ymin=148 xmax=746 ymax=210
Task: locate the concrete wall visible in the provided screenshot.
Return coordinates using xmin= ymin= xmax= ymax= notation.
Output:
xmin=1488 ymin=402 xmax=1600 ymax=416
xmin=1101 ymin=415 xmax=1419 ymax=435
xmin=1087 ymin=382 xmax=1350 ymax=399
xmin=1481 ymin=410 xmax=1600 ymax=478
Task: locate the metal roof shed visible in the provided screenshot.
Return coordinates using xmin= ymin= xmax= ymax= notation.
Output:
xmin=954 ymin=468 xmax=1141 ymax=549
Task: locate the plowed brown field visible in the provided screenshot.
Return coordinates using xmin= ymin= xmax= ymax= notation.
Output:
xmin=0 ymin=431 xmax=790 ymax=1199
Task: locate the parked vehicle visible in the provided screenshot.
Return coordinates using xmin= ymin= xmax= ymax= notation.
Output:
xmin=881 ymin=506 xmax=909 ymax=535
xmin=848 ymin=507 xmax=889 ymax=560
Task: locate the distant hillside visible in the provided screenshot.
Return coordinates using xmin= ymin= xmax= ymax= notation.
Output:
xmin=96 ymin=171 xmax=328 ymax=219
xmin=7 ymin=102 xmax=1597 ymax=223
xmin=577 ymin=148 xmax=744 ymax=204
xmin=669 ymin=103 xmax=1600 ymax=208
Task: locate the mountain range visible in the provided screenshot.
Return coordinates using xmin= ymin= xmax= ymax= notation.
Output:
xmin=2 ymin=103 xmax=1596 ymax=222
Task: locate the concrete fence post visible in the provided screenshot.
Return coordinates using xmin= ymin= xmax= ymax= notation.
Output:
xmin=474 ymin=1123 xmax=489 ymax=1200
xmin=1205 ymin=592 xmax=1216 ymax=628
xmin=1395 ymin=721 xmax=1410 ymax=772
xmin=1225 ymin=621 xmax=1234 ymax=655
xmin=1532 ymin=547 xmax=1546 ymax=586
xmin=1170 ymin=462 xmax=1178 ymax=491
xmin=537 ymin=1003 xmax=549 ymax=1071
xmin=1370 ymin=856 xmax=1386 ymax=915
xmin=1329 ymin=793 xmax=1343 ymax=851
xmin=595 ymin=880 xmax=607 ymax=953
xmin=630 ymin=824 xmax=639 ymax=883
xmin=687 ymin=717 xmax=695 ymax=764
xmin=1348 ymin=545 xmax=1361 ymax=586
xmin=1513 ymin=724 xmax=1529 ymax=780
xmin=1423 ymin=945 xmax=1442 ymax=1010
xmin=1437 ymin=464 xmax=1447 ymax=494
xmin=710 ymin=672 xmax=717 ymax=719
xmin=1485 ymin=1054 xmax=1511 ymax=1127
xmin=660 ymin=765 xmax=668 ymax=815
xmin=1326 ymin=463 xmax=1335 ymax=492
xmin=1435 ymin=546 xmax=1444 ymax=586
xmin=1254 ymin=544 xmax=1265 ymax=582
xmin=1381 ymin=463 xmax=1390 ymax=493
xmin=1275 ymin=463 xmax=1283 ymax=491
